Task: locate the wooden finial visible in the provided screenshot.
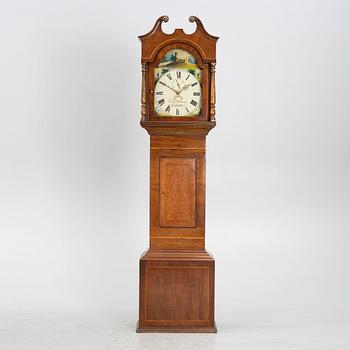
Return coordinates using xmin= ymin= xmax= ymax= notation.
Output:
xmin=189 ymin=16 xmax=219 ymax=40
xmin=139 ymin=15 xmax=169 ymax=39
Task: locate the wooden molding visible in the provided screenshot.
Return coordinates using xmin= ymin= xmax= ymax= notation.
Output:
xmin=140 ymin=121 xmax=216 ymax=136
xmin=139 ymin=16 xmax=218 ymax=64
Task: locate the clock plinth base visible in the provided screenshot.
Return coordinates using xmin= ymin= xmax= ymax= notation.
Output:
xmin=137 ymin=250 xmax=216 ymax=333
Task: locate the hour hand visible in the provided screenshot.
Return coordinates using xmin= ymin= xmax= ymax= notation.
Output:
xmin=179 ymin=84 xmax=191 ymax=93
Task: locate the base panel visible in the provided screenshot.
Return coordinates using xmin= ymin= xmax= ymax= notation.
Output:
xmin=137 ymin=249 xmax=216 ymax=333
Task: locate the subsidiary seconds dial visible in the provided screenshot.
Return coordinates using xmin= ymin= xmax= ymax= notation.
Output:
xmin=154 ymin=69 xmax=201 ymax=117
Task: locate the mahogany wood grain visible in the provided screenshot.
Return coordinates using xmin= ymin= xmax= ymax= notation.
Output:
xmin=149 ymin=145 xmax=206 ymax=250
xmin=137 ymin=249 xmax=216 ymax=332
xmin=159 ymin=158 xmax=196 ymax=228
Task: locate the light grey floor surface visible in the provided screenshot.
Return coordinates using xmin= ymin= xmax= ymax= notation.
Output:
xmin=1 ymin=308 xmax=349 ymax=350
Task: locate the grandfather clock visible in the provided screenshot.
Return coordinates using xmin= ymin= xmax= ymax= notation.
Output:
xmin=137 ymin=16 xmax=218 ymax=333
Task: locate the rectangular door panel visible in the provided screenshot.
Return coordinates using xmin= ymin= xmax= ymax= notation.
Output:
xmin=159 ymin=158 xmax=196 ymax=228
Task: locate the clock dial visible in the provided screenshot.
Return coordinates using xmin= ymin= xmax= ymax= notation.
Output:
xmin=154 ymin=48 xmax=202 ymax=117
xmin=154 ymin=69 xmax=201 ymax=116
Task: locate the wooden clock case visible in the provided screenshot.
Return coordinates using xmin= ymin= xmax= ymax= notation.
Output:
xmin=137 ymin=16 xmax=218 ymax=333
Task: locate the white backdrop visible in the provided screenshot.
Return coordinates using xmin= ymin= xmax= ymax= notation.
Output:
xmin=0 ymin=0 xmax=349 ymax=348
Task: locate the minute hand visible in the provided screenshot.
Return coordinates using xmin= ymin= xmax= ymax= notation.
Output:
xmin=160 ymin=81 xmax=180 ymax=95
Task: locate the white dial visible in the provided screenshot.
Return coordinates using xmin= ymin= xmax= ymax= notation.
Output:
xmin=154 ymin=69 xmax=201 ymax=117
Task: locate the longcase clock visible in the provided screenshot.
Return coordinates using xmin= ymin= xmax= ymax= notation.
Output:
xmin=137 ymin=16 xmax=218 ymax=333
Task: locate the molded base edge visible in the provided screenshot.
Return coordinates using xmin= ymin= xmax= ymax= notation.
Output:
xmin=136 ymin=321 xmax=217 ymax=333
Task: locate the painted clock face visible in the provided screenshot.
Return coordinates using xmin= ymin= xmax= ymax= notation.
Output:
xmin=154 ymin=69 xmax=201 ymax=117
xmin=154 ymin=49 xmax=202 ymax=117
